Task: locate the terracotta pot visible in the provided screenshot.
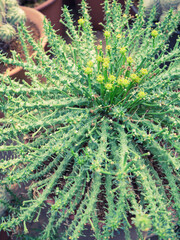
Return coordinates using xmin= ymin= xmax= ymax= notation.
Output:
xmin=75 ymin=0 xmax=137 ymax=30
xmin=35 ymin=0 xmax=64 ymax=36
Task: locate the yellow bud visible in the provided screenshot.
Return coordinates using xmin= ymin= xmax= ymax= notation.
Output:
xmin=103 ymin=57 xmax=110 ymax=63
xmin=103 ymin=57 xmax=110 ymax=68
xmin=97 ymin=74 xmax=104 ymax=83
xmin=127 ymin=56 xmax=133 ymax=64
xmin=108 ymin=75 xmax=116 ymax=82
xmin=140 ymin=68 xmax=148 ymax=75
xmin=106 ymin=45 xmax=111 ymax=50
xmin=117 ymin=77 xmax=130 ymax=87
xmin=87 ymin=61 xmax=93 ymax=67
xmin=130 ymin=73 xmax=140 ymax=83
xmin=104 ymin=30 xmax=111 ymax=38
xmin=116 ymin=34 xmax=122 ymax=39
xmin=105 ymin=83 xmax=113 ymax=90
xmin=103 ymin=61 xmax=109 ymax=68
xmin=138 ymin=91 xmax=146 ymax=99
xmin=97 ymin=45 xmax=102 ymax=50
xmin=78 ymin=18 xmax=85 ymax=26
xmin=96 ymin=55 xmax=103 ymax=62
xmin=84 ymin=67 xmax=93 ymax=75
xmin=119 ymin=47 xmax=127 ymax=54
xmin=151 ymin=30 xmax=158 ymax=38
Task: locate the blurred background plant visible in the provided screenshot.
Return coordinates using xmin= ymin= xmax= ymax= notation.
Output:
xmin=143 ymin=0 xmax=180 ymax=21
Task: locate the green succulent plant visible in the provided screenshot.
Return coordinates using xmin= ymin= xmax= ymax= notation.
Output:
xmin=0 ymin=0 xmax=26 ymax=44
xmin=0 ymin=0 xmax=180 ymax=239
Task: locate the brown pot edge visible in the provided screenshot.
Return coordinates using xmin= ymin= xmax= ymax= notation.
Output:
xmin=35 ymin=0 xmax=58 ymax=11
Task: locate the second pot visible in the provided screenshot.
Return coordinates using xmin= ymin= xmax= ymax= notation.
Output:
xmin=35 ymin=0 xmax=64 ymax=36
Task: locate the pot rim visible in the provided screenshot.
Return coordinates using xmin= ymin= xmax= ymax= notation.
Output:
xmin=35 ymin=0 xmax=59 ymax=11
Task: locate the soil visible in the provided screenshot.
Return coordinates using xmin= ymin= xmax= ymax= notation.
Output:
xmin=0 ymin=19 xmax=40 ymax=74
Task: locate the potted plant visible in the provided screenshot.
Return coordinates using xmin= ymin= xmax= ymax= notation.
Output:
xmin=0 ymin=0 xmax=47 ymax=85
xmin=0 ymin=0 xmax=179 ymax=239
xmin=19 ymin=0 xmax=64 ymax=36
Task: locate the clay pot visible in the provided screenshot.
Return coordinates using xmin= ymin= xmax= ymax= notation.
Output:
xmin=35 ymin=0 xmax=64 ymax=36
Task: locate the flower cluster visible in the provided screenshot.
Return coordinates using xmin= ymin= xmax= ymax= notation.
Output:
xmin=83 ymin=29 xmax=149 ymax=109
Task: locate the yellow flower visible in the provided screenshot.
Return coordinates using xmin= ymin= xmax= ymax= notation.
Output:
xmin=151 ymin=30 xmax=158 ymax=38
xmin=78 ymin=18 xmax=85 ymax=26
xmin=103 ymin=61 xmax=109 ymax=68
xmin=117 ymin=77 xmax=130 ymax=87
xmin=119 ymin=47 xmax=127 ymax=54
xmin=116 ymin=34 xmax=122 ymax=39
xmin=138 ymin=91 xmax=146 ymax=99
xmin=97 ymin=45 xmax=102 ymax=50
xmin=105 ymin=83 xmax=113 ymax=90
xmin=97 ymin=74 xmax=104 ymax=83
xmin=103 ymin=57 xmax=110 ymax=63
xmin=84 ymin=67 xmax=93 ymax=75
xmin=104 ymin=30 xmax=111 ymax=38
xmin=127 ymin=56 xmax=133 ymax=64
xmin=96 ymin=55 xmax=103 ymax=62
xmin=106 ymin=45 xmax=111 ymax=50
xmin=130 ymin=73 xmax=141 ymax=83
xmin=108 ymin=75 xmax=116 ymax=82
xmin=123 ymin=14 xmax=127 ymax=18
xmin=103 ymin=57 xmax=110 ymax=68
xmin=140 ymin=68 xmax=148 ymax=75
xmin=87 ymin=61 xmax=93 ymax=67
